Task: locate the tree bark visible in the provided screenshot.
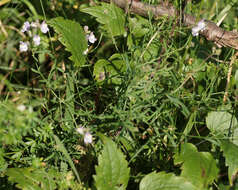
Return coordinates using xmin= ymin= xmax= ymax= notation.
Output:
xmin=101 ymin=0 xmax=238 ymax=50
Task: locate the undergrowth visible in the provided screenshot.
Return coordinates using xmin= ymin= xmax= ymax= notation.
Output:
xmin=1 ymin=0 xmax=238 ymax=189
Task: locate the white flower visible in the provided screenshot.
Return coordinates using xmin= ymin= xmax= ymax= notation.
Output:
xmin=192 ymin=19 xmax=206 ymax=36
xmin=31 ymin=21 xmax=39 ymax=28
xmin=76 ymin=127 xmax=85 ymax=135
xmin=17 ymin=104 xmax=26 ymax=112
xmin=40 ymin=21 xmax=49 ymax=33
xmin=83 ymin=48 xmax=89 ymax=55
xmin=19 ymin=41 xmax=28 ymax=52
xmin=87 ymin=32 xmax=97 ymax=44
xmin=84 ymin=132 xmax=93 ymax=144
xmin=33 ymin=35 xmax=41 ymax=46
xmin=84 ymin=25 xmax=89 ymax=33
xmin=21 ymin=21 xmax=31 ymax=33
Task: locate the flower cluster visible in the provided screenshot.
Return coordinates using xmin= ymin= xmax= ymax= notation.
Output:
xmin=76 ymin=126 xmax=93 ymax=145
xmin=83 ymin=26 xmax=97 ymax=55
xmin=19 ymin=20 xmax=49 ymax=52
xmin=192 ymin=20 xmax=206 ymax=37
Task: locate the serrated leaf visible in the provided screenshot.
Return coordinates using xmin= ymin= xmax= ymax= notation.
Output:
xmin=174 ymin=143 xmax=219 ymax=188
xmin=93 ymin=137 xmax=130 ymax=190
xmin=48 ymin=17 xmax=87 ymax=67
xmin=139 ymin=171 xmax=197 ymax=190
xmin=6 ymin=168 xmax=56 ymax=190
xmin=206 ymin=111 xmax=238 ymax=134
xmin=81 ymin=3 xmax=125 ymax=37
xmin=93 ymin=54 xmax=125 ymax=84
xmin=220 ymin=140 xmax=238 ymax=185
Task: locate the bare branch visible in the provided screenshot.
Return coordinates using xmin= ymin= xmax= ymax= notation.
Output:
xmin=101 ymin=0 xmax=238 ymax=50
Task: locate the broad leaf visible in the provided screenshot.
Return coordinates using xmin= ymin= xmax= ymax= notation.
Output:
xmin=6 ymin=168 xmax=56 ymax=190
xmin=220 ymin=140 xmax=238 ymax=185
xmin=81 ymin=2 xmax=125 ymax=37
xmin=6 ymin=167 xmax=85 ymax=190
xmin=93 ymin=54 xmax=125 ymax=84
xmin=94 ymin=137 xmax=130 ymax=190
xmin=139 ymin=172 xmax=197 ymax=190
xmin=48 ymin=17 xmax=87 ymax=67
xmin=174 ymin=143 xmax=219 ymax=188
xmin=206 ymin=111 xmax=238 ymax=134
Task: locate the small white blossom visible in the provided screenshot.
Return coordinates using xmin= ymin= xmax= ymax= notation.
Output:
xmin=83 ymin=48 xmax=89 ymax=55
xmin=84 ymin=132 xmax=93 ymax=144
xmin=87 ymin=32 xmax=97 ymax=44
xmin=33 ymin=35 xmax=41 ymax=46
xmin=17 ymin=104 xmax=26 ymax=112
xmin=76 ymin=127 xmax=85 ymax=135
xmin=84 ymin=25 xmax=89 ymax=33
xmin=40 ymin=21 xmax=49 ymax=33
xmin=21 ymin=21 xmax=31 ymax=33
xmin=19 ymin=41 xmax=28 ymax=52
xmin=192 ymin=19 xmax=206 ymax=36
xmin=31 ymin=21 xmax=39 ymax=28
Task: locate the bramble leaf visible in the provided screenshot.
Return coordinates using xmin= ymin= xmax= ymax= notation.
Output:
xmin=174 ymin=143 xmax=219 ymax=189
xmin=94 ymin=137 xmax=130 ymax=190
xmin=220 ymin=140 xmax=238 ymax=186
xmin=139 ymin=172 xmax=197 ymax=190
xmin=81 ymin=3 xmax=125 ymax=37
xmin=48 ymin=17 xmax=87 ymax=67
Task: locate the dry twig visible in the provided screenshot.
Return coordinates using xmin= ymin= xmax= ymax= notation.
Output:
xmin=101 ymin=0 xmax=238 ymax=50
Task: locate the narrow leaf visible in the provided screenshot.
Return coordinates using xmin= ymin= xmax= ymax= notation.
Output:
xmin=48 ymin=17 xmax=87 ymax=67
xmin=94 ymin=137 xmax=130 ymax=190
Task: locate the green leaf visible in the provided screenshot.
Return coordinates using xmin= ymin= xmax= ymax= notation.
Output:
xmin=94 ymin=137 xmax=130 ymax=190
xmin=139 ymin=172 xmax=197 ymax=190
xmin=220 ymin=140 xmax=238 ymax=186
xmin=6 ymin=168 xmax=56 ymax=190
xmin=81 ymin=2 xmax=125 ymax=37
xmin=206 ymin=111 xmax=238 ymax=134
xmin=6 ymin=167 xmax=85 ymax=190
xmin=174 ymin=143 xmax=219 ymax=188
xmin=48 ymin=17 xmax=87 ymax=67
xmin=93 ymin=54 xmax=126 ymax=84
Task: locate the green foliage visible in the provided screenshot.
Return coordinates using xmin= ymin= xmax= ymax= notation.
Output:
xmin=80 ymin=2 xmax=125 ymax=37
xmin=0 ymin=101 xmax=36 ymax=145
xmin=48 ymin=17 xmax=87 ymax=67
xmin=174 ymin=143 xmax=219 ymax=189
xmin=139 ymin=172 xmax=197 ymax=190
xmin=94 ymin=137 xmax=130 ymax=190
xmin=220 ymin=140 xmax=238 ymax=186
xmin=206 ymin=110 xmax=238 ymax=134
xmin=6 ymin=167 xmax=86 ymax=190
xmin=93 ymin=53 xmax=126 ymax=84
xmin=2 ymin=0 xmax=238 ymax=189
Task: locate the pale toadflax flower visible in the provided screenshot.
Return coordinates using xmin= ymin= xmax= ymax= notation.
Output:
xmin=87 ymin=32 xmax=97 ymax=44
xmin=84 ymin=132 xmax=93 ymax=144
xmin=31 ymin=21 xmax=39 ymax=28
xmin=84 ymin=25 xmax=90 ymax=33
xmin=40 ymin=21 xmax=49 ymax=34
xmin=19 ymin=41 xmax=28 ymax=52
xmin=83 ymin=48 xmax=89 ymax=55
xmin=21 ymin=21 xmax=31 ymax=33
xmin=17 ymin=104 xmax=26 ymax=112
xmin=192 ymin=19 xmax=206 ymax=36
xmin=33 ymin=35 xmax=41 ymax=46
xmin=76 ymin=127 xmax=85 ymax=135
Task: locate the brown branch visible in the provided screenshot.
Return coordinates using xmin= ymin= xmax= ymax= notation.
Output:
xmin=101 ymin=0 xmax=238 ymax=50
